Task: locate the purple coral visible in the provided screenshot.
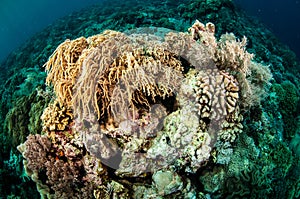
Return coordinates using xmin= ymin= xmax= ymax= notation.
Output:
xmin=17 ymin=133 xmax=104 ymax=198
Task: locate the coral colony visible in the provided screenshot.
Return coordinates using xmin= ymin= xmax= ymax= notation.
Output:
xmin=1 ymin=0 xmax=299 ymax=198
xmin=17 ymin=20 xmax=273 ymax=198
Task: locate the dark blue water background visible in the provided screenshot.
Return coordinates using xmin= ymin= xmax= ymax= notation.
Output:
xmin=234 ymin=0 xmax=300 ymax=61
xmin=0 ymin=0 xmax=300 ymax=62
xmin=0 ymin=0 xmax=100 ymax=62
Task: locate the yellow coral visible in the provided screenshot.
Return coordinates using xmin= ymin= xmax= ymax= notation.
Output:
xmin=40 ymin=100 xmax=73 ymax=132
xmin=72 ymin=33 xmax=185 ymax=122
xmin=44 ymin=30 xmax=122 ymax=108
xmin=44 ymin=37 xmax=88 ymax=107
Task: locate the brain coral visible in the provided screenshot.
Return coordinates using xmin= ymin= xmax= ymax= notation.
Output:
xmin=18 ymin=20 xmax=272 ymax=198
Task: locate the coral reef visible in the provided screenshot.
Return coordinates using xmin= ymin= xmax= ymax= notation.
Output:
xmin=0 ymin=0 xmax=299 ymax=198
xmin=40 ymin=100 xmax=73 ymax=132
xmin=4 ymin=88 xmax=51 ymax=151
xmin=272 ymin=80 xmax=300 ymax=139
xmin=17 ymin=132 xmax=107 ymax=198
xmin=16 ymin=18 xmax=273 ymax=198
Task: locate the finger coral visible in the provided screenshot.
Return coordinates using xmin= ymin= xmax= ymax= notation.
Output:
xmin=195 ymin=68 xmax=243 ymax=142
xmin=40 ymin=100 xmax=73 ymax=132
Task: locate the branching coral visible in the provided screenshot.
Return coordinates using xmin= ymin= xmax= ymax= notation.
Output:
xmin=4 ymin=89 xmax=50 ymax=150
xmin=17 ymin=133 xmax=107 ymax=199
xmin=40 ymin=100 xmax=73 ymax=132
xmin=189 ymin=20 xmax=272 ymax=109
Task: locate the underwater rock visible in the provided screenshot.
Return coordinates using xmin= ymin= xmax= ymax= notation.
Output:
xmin=152 ymin=170 xmax=183 ymax=196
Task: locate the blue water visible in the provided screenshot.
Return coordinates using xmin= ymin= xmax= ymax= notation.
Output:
xmin=1 ymin=0 xmax=300 ymax=62
xmin=0 ymin=0 xmax=101 ymax=62
xmin=234 ymin=0 xmax=300 ymax=60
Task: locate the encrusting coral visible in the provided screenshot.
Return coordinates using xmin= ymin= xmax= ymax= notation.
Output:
xmin=18 ymin=19 xmax=272 ymax=198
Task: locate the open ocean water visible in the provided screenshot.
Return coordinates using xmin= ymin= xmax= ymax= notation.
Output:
xmin=0 ymin=0 xmax=101 ymax=62
xmin=234 ymin=0 xmax=300 ymax=61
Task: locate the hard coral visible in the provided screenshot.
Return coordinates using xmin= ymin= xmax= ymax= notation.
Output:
xmin=4 ymin=89 xmax=50 ymax=150
xmin=195 ymin=68 xmax=243 ymax=142
xmin=40 ymin=100 xmax=73 ymax=132
xmin=17 ymin=133 xmax=106 ymax=199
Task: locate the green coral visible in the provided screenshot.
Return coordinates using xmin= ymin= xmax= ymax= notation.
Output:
xmin=273 ymin=81 xmax=299 ymax=114
xmin=272 ymin=80 xmax=300 ymax=139
xmin=3 ymin=88 xmax=51 ymax=152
